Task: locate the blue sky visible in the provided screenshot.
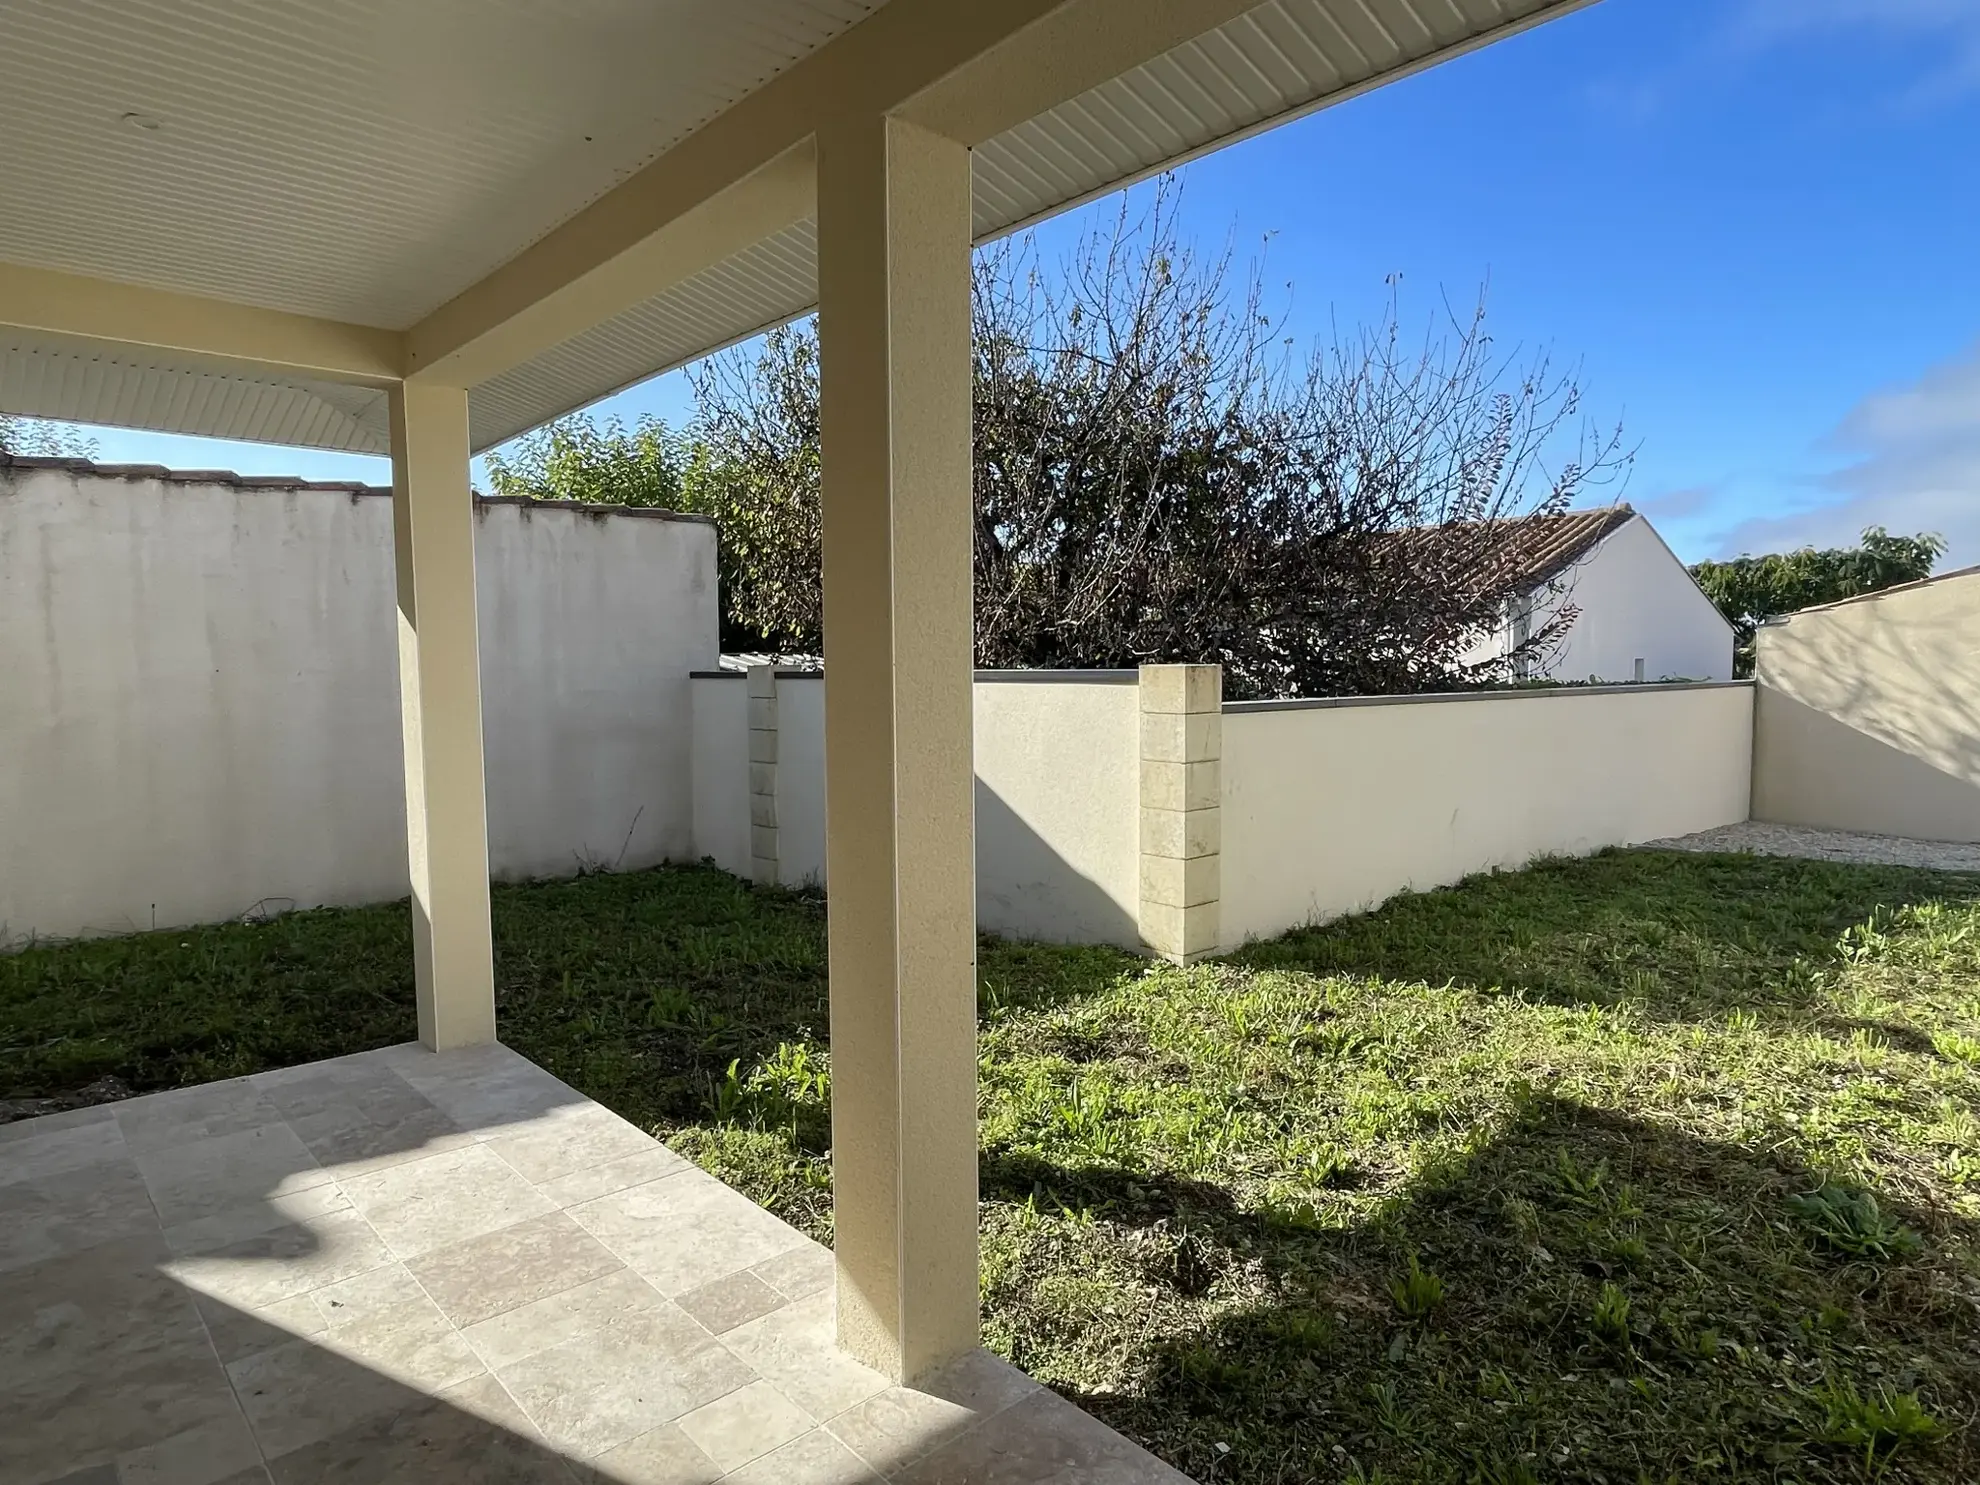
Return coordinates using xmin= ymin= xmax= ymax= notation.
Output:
xmin=45 ymin=0 xmax=1980 ymax=566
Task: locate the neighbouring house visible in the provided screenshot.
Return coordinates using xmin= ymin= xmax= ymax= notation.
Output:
xmin=1464 ymin=505 xmax=1736 ymax=683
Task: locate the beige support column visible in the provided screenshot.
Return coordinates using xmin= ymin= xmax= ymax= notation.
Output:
xmin=1139 ymin=664 xmax=1222 ymax=964
xmin=389 ymin=383 xmax=496 ymax=1051
xmin=747 ymin=663 xmax=780 ymax=887
xmin=816 ymin=112 xmax=979 ymax=1381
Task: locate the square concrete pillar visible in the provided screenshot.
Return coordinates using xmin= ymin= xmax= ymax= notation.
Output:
xmin=1139 ymin=664 xmax=1222 ymax=964
xmin=816 ymin=112 xmax=979 ymax=1382
xmin=389 ymin=383 xmax=496 ymax=1051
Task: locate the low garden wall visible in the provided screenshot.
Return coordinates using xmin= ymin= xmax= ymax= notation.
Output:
xmin=692 ymin=666 xmax=1756 ymax=957
xmin=1219 ymin=682 xmax=1755 ymax=946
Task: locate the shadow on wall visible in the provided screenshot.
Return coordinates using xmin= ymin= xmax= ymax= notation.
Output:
xmin=974 ymin=780 xmax=1139 ymax=952
xmin=1753 ymin=580 xmax=1980 ymax=842
xmin=1755 ymin=687 xmax=1980 ymax=843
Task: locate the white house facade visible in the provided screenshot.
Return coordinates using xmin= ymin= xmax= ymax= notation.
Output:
xmin=1471 ymin=508 xmax=1736 ymax=684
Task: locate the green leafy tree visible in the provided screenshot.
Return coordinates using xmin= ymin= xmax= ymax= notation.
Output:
xmin=0 ymin=414 xmax=97 ymax=459
xmin=482 ymin=412 xmax=788 ymax=651
xmin=483 ymin=413 xmax=685 ymax=508
xmin=1691 ymin=527 xmax=1946 ymax=677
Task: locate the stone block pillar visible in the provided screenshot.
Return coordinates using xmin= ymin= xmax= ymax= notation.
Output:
xmin=747 ymin=663 xmax=780 ymax=887
xmin=1139 ymin=663 xmax=1222 ymax=964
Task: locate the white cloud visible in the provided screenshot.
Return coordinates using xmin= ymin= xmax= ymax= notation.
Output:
xmin=1729 ymin=0 xmax=1980 ymax=102
xmin=1714 ymin=342 xmax=1980 ymax=566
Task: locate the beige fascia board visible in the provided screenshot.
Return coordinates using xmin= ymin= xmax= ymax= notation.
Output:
xmin=0 ymin=261 xmax=404 ymax=387
xmin=406 ymin=141 xmax=817 ymax=387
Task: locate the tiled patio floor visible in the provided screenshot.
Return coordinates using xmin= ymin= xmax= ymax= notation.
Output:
xmin=1 ymin=1042 xmax=1191 ymax=1484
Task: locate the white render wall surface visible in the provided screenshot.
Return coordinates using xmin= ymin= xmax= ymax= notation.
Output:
xmin=1218 ymin=682 xmax=1754 ymax=948
xmin=1 ymin=465 xmax=716 ymax=940
xmin=690 ymin=671 xmax=1143 ymax=947
xmin=1753 ymin=569 xmax=1980 ymax=841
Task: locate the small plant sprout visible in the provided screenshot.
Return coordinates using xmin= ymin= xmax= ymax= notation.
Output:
xmin=1787 ymin=1184 xmax=1922 ymax=1261
xmin=1390 ymin=1254 xmax=1445 ymax=1321
xmin=1589 ymin=1281 xmax=1632 ymax=1347
xmin=1818 ymin=1379 xmax=1942 ymax=1470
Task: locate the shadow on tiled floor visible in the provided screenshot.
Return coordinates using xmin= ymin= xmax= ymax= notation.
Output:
xmin=1 ymin=1042 xmax=1191 ymax=1483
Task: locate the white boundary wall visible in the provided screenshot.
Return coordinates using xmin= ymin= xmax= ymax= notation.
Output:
xmin=1219 ymin=682 xmax=1753 ymax=947
xmin=2 ymin=465 xmax=717 ymax=940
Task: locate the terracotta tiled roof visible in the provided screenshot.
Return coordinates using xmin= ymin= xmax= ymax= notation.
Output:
xmin=1491 ymin=505 xmax=1637 ymax=591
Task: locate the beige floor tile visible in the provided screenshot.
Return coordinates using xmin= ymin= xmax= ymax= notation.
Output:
xmin=115 ymin=1079 xmax=285 ymax=1156
xmin=890 ymin=1387 xmax=1194 ymax=1485
xmin=720 ymin=1427 xmax=882 ymax=1485
xmin=410 ymin=1208 xmax=625 ymax=1328
xmin=196 ymin=1290 xmax=331 ymax=1365
xmin=718 ymin=1289 xmax=891 ymax=1422
xmin=164 ymin=1204 xmax=396 ymax=1313
xmin=135 ymin=1123 xmax=332 ymax=1227
xmin=115 ymin=1401 xmax=264 ymax=1485
xmin=495 ymin=1299 xmax=752 ymax=1457
xmin=161 ymin=1181 xmax=357 ymax=1258
xmin=460 ymin=1267 xmax=674 ymax=1371
xmin=262 ymin=1373 xmax=573 ymax=1484
xmin=0 ymin=1332 xmax=242 ymax=1481
xmin=305 ymin=1261 xmax=433 ymax=1328
xmin=676 ymin=1379 xmax=814 ymax=1472
xmin=0 ymin=1234 xmax=204 ymax=1390
xmin=381 ymin=1045 xmax=586 ymax=1133
xmin=749 ymin=1242 xmax=835 ymax=1302
xmin=826 ymin=1351 xmax=1039 ymax=1476
xmin=0 ymin=1101 xmax=118 ymax=1145
xmin=573 ymin=1422 xmax=721 ymax=1485
xmin=339 ymin=1141 xmax=557 ymax=1260
xmin=535 ymin=1146 xmax=689 ymax=1207
xmin=229 ymin=1285 xmax=484 ymax=1457
xmin=0 ymin=1110 xmax=131 ymax=1185
xmin=675 ymin=1269 xmax=785 ymax=1335
xmin=486 ymin=1102 xmax=670 ymax=1187
xmin=0 ymin=1154 xmax=160 ymax=1272
xmin=568 ymin=1169 xmax=811 ymax=1296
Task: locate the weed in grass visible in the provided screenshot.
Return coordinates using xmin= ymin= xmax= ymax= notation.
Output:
xmin=1817 ymin=1379 xmax=1942 ymax=1471
xmin=1589 ymin=1280 xmax=1633 ymax=1347
xmin=1390 ymin=1253 xmax=1445 ymax=1320
xmin=1788 ymin=1183 xmax=1924 ymax=1260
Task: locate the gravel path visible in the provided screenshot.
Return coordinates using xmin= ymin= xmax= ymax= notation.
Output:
xmin=1644 ymin=821 xmax=1980 ymax=873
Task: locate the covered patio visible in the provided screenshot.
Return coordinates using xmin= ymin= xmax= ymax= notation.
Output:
xmin=5 ymin=1041 xmax=1167 ymax=1481
xmin=1 ymin=0 xmax=1584 ymax=1477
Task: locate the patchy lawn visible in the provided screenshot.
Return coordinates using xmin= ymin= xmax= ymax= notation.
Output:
xmin=6 ymin=851 xmax=1980 ymax=1483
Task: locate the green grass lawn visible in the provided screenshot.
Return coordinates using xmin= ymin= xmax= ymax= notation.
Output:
xmin=6 ymin=850 xmax=1980 ymax=1483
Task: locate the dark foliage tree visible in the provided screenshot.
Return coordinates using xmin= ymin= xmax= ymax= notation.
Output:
xmin=500 ymin=184 xmax=1631 ymax=697
xmin=1691 ymin=528 xmax=1946 ymax=677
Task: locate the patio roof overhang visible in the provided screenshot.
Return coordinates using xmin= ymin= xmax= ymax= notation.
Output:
xmin=0 ymin=0 xmax=1586 ymax=454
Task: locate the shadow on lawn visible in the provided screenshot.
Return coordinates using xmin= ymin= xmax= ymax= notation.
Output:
xmin=1232 ymin=849 xmax=1980 ymax=1029
xmin=983 ymin=1095 xmax=1980 ymax=1485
